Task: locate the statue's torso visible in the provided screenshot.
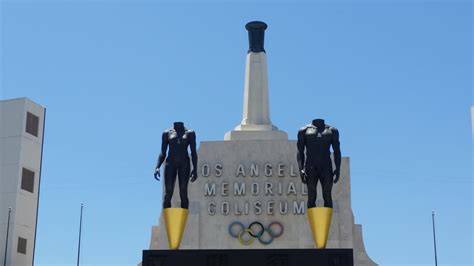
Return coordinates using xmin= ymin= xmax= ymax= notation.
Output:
xmin=167 ymin=129 xmax=192 ymax=163
xmin=304 ymin=125 xmax=334 ymax=166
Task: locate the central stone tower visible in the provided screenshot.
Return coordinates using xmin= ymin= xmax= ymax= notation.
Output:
xmin=224 ymin=21 xmax=287 ymax=140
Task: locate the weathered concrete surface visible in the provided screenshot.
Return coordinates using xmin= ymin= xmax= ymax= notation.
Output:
xmin=148 ymin=140 xmax=376 ymax=266
xmin=224 ymin=52 xmax=287 ymax=141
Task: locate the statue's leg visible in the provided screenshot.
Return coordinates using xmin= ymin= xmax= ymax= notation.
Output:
xmin=177 ymin=161 xmax=190 ymax=209
xmin=321 ymin=167 xmax=333 ymax=208
xmin=306 ymin=166 xmax=317 ymax=208
xmin=163 ymin=162 xmax=178 ymax=209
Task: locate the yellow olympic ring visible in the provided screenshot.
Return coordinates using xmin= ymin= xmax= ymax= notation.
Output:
xmin=237 ymin=228 xmax=255 ymax=245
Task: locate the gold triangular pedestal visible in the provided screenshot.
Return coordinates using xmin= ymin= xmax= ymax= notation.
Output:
xmin=164 ymin=208 xmax=188 ymax=249
xmin=307 ymin=207 xmax=333 ymax=249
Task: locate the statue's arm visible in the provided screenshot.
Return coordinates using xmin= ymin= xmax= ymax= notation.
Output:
xmin=331 ymin=128 xmax=342 ymax=177
xmin=296 ymin=128 xmax=306 ymax=172
xmin=156 ymin=131 xmax=169 ymax=170
xmin=189 ymin=131 xmax=198 ymax=177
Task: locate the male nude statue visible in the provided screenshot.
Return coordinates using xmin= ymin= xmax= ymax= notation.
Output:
xmin=297 ymin=119 xmax=341 ymax=208
xmin=154 ymin=122 xmax=198 ymax=209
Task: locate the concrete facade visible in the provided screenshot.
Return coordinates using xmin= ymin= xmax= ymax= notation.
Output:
xmin=224 ymin=52 xmax=287 ymax=141
xmin=0 ymin=98 xmax=45 ymax=266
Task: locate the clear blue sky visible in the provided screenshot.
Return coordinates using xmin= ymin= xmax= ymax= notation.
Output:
xmin=1 ymin=1 xmax=472 ymax=265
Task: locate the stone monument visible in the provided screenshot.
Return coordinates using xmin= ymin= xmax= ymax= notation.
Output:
xmin=144 ymin=21 xmax=376 ymax=266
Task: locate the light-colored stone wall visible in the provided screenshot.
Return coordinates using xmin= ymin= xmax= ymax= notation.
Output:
xmin=240 ymin=52 xmax=271 ymax=127
xmin=149 ymin=140 xmax=376 ymax=265
xmin=224 ymin=52 xmax=287 ymax=141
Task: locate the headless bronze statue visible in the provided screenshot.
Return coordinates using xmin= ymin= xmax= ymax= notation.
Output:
xmin=154 ymin=122 xmax=198 ymax=209
xmin=297 ymin=119 xmax=341 ymax=208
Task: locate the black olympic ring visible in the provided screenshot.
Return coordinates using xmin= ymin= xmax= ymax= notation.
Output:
xmin=248 ymin=222 xmax=264 ymax=237
xmin=228 ymin=221 xmax=284 ymax=245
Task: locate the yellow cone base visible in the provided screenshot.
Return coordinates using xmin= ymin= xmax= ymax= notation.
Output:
xmin=164 ymin=208 xmax=188 ymax=250
xmin=307 ymin=207 xmax=333 ymax=249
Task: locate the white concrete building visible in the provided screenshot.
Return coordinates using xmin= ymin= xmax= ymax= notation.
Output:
xmin=0 ymin=98 xmax=45 ymax=266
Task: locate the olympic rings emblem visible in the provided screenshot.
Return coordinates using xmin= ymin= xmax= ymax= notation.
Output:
xmin=228 ymin=221 xmax=284 ymax=245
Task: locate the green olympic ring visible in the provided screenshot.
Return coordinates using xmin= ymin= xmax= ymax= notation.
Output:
xmin=228 ymin=221 xmax=284 ymax=245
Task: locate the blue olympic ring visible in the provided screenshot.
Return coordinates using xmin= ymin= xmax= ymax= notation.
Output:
xmin=228 ymin=221 xmax=284 ymax=245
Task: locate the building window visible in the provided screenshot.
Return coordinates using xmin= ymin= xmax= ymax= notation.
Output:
xmin=21 ymin=168 xmax=35 ymax=193
xmin=17 ymin=237 xmax=27 ymax=254
xmin=25 ymin=112 xmax=39 ymax=137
